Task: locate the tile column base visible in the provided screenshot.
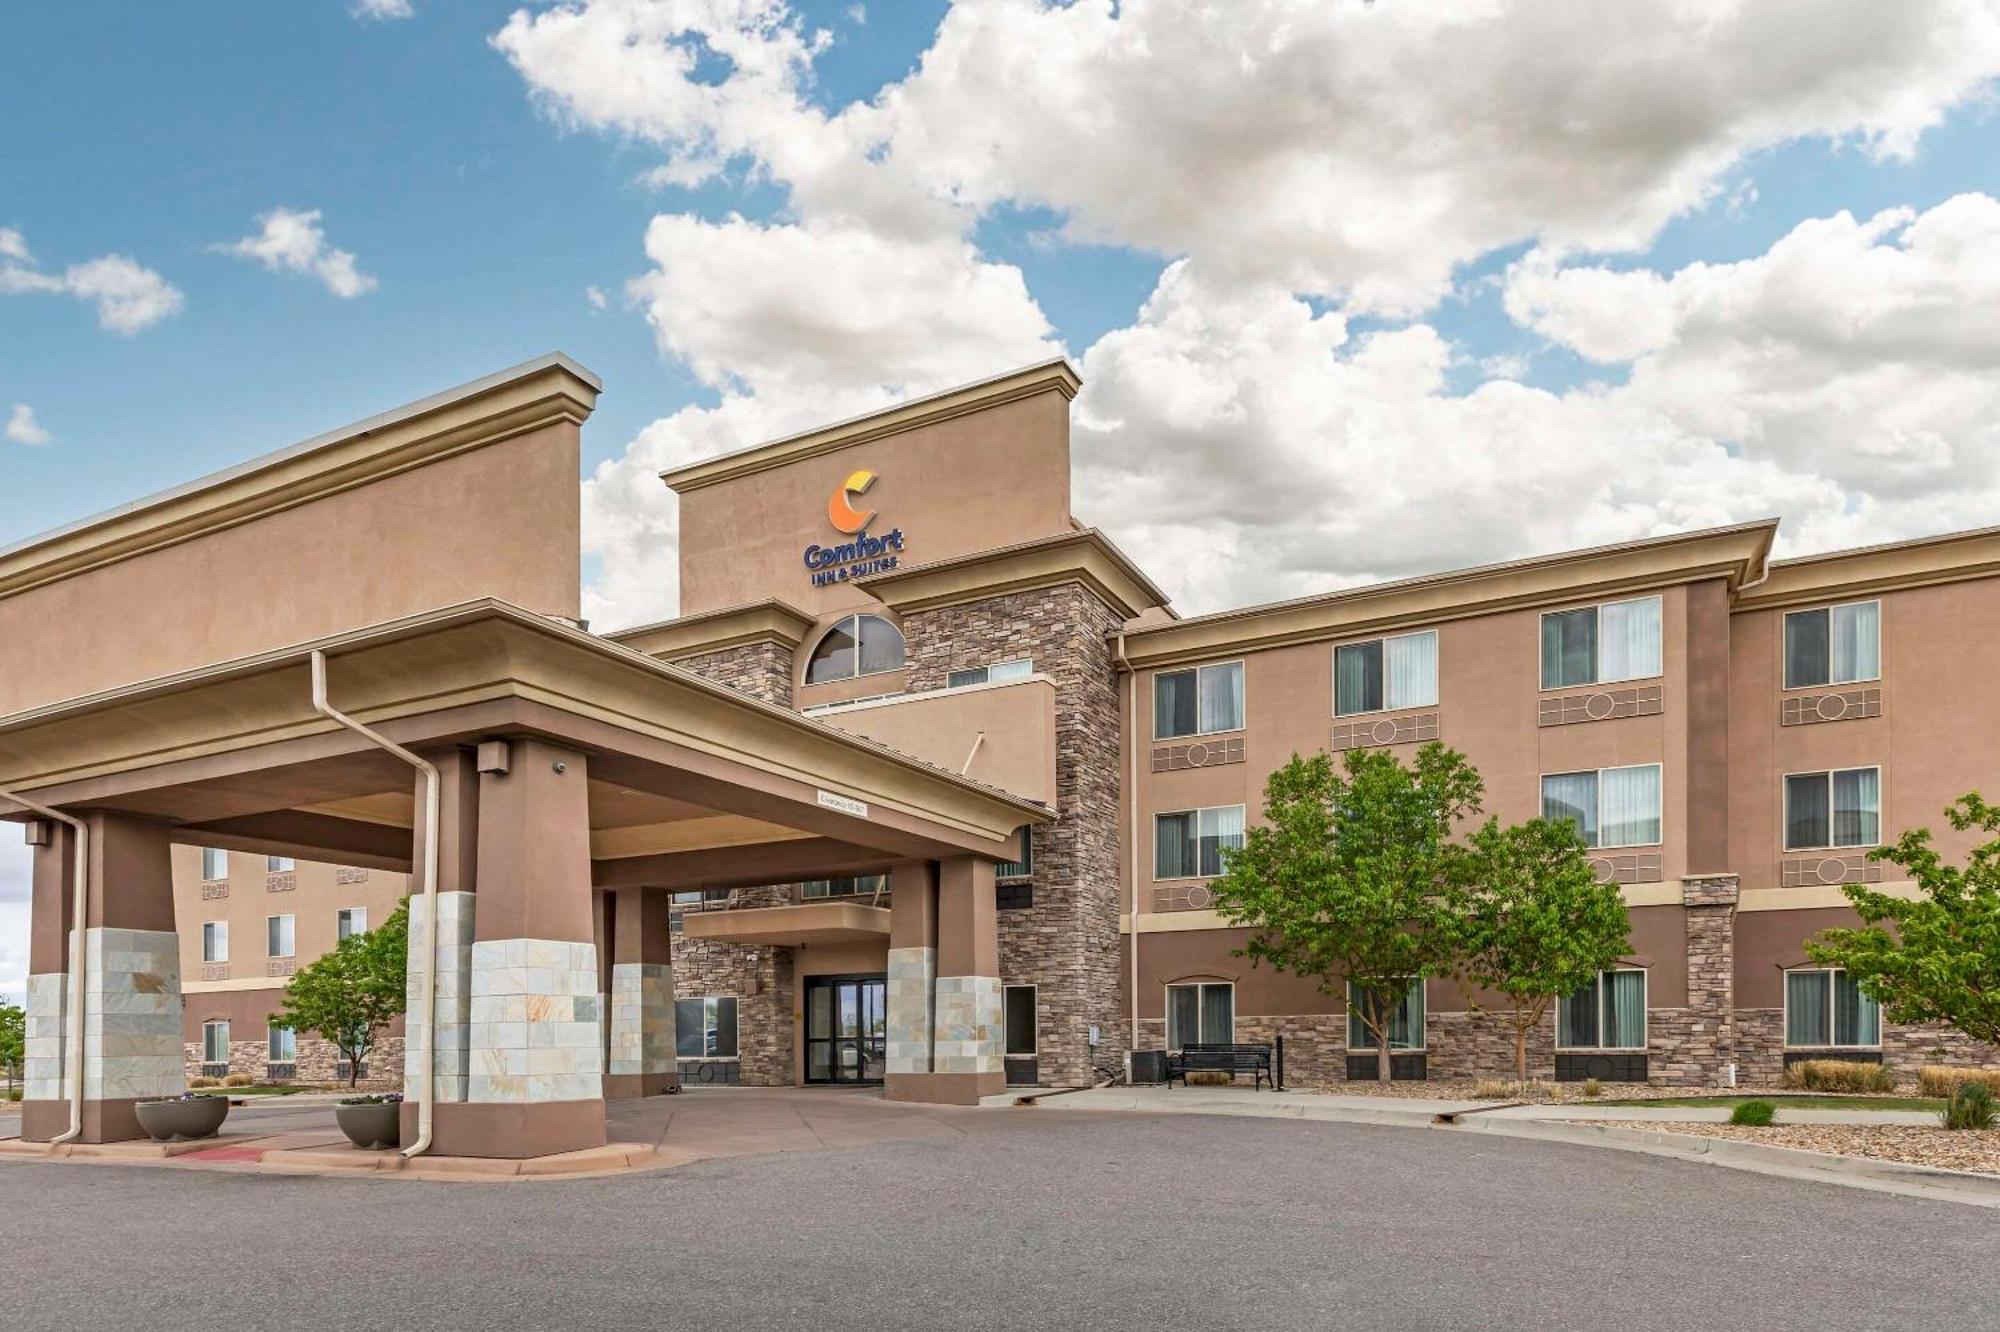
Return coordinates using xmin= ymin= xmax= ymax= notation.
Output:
xmin=883 ymin=1071 xmax=1005 ymax=1106
xmin=399 ymin=1098 xmax=608 ymax=1159
xmin=20 ymin=1096 xmax=154 ymax=1144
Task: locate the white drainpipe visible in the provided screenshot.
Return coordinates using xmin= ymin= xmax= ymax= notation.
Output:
xmin=309 ymin=650 xmax=442 ymax=1159
xmin=1112 ymin=631 xmax=1140 ymax=1065
xmin=0 ymin=788 xmax=88 ymax=1145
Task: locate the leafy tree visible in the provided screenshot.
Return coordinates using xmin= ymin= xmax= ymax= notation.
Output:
xmin=1451 ymin=817 xmax=1631 ymax=1085
xmin=1210 ymin=744 xmax=1484 ymax=1081
xmin=1805 ymin=793 xmax=2000 ymax=1047
xmin=270 ymin=898 xmax=409 ymax=1088
xmin=0 ymin=1001 xmax=24 ymax=1097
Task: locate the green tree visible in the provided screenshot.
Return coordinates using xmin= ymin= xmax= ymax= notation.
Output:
xmin=1805 ymin=793 xmax=2000 ymax=1047
xmin=1210 ymin=744 xmax=1484 ymax=1081
xmin=1451 ymin=817 xmax=1631 ymax=1085
xmin=269 ymin=898 xmax=409 ymax=1088
xmin=0 ymin=1001 xmax=24 ymax=1097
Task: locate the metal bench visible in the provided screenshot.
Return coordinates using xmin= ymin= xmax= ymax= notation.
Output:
xmin=1165 ymin=1042 xmax=1274 ymax=1090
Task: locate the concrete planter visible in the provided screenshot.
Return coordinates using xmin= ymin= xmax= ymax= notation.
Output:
xmin=135 ymin=1096 xmax=230 ymax=1142
xmin=335 ymin=1101 xmax=402 ymax=1150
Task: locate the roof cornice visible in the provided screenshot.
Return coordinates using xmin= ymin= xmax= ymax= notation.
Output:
xmin=1119 ymin=520 xmax=1778 ymax=670
xmin=0 ymin=353 xmax=600 ymax=600
xmin=605 ymin=598 xmax=818 ymax=659
xmin=855 ymin=528 xmax=1172 ymax=619
xmin=659 ymin=358 xmax=1081 ymax=494
xmin=1736 ymin=524 xmax=2000 ymax=612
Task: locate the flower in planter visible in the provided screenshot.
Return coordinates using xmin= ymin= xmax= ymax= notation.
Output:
xmin=337 ymin=1091 xmax=405 ymax=1106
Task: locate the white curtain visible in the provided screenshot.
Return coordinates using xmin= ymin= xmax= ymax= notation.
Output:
xmin=1598 ymin=596 xmax=1662 ymax=682
xmin=1598 ymin=765 xmax=1661 ymax=848
xmin=1198 ymin=805 xmax=1246 ymax=875
xmin=1198 ymin=662 xmax=1244 ymax=733
xmin=1385 ymin=631 xmax=1438 ymax=709
xmin=1833 ymin=767 xmax=1880 ymax=847
xmin=1832 ymin=601 xmax=1880 ymax=682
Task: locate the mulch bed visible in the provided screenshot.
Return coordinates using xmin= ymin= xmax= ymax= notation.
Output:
xmin=1605 ymin=1122 xmax=2000 ymax=1175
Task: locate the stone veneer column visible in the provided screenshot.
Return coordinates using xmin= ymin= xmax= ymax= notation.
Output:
xmin=426 ymin=737 xmax=606 ymax=1158
xmin=605 ymin=887 xmax=677 ymax=1098
xmin=930 ymin=857 xmax=1003 ymax=1103
xmin=883 ymin=860 xmax=939 ymax=1092
xmin=22 ymin=814 xmax=182 ymax=1143
xmin=403 ymin=748 xmax=479 ymax=1123
xmin=1672 ymin=874 xmax=1740 ymax=1087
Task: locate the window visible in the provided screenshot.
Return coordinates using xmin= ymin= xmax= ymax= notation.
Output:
xmin=1347 ymin=978 xmax=1425 ymax=1050
xmin=996 ymin=828 xmax=1033 ymax=881
xmin=1154 ymin=805 xmax=1246 ymax=879
xmin=1785 ymin=768 xmax=1881 ymax=850
xmin=268 ymin=1024 xmax=297 ymax=1063
xmin=1785 ymin=968 xmax=1881 ymax=1048
xmin=805 ymin=613 xmax=905 ymax=684
xmin=948 ymin=658 xmax=1033 ymax=688
xmin=1153 ymin=661 xmax=1244 ymax=739
xmin=336 ymin=907 xmax=368 ymax=941
xmin=674 ymin=996 xmax=739 ymax=1059
xmin=1334 ymin=630 xmax=1438 ymax=716
xmin=266 ymin=914 xmax=296 ymax=959
xmin=1540 ymin=595 xmax=1662 ymax=689
xmin=1542 ymin=764 xmax=1663 ymax=849
xmin=202 ymin=1021 xmax=230 ymax=1064
xmin=200 ymin=847 xmax=229 ymax=881
xmin=799 ymin=874 xmax=889 ymax=899
xmin=1004 ymin=985 xmax=1037 ymax=1056
xmin=201 ymin=921 xmax=228 ymax=963
xmin=266 ymin=855 xmax=295 ymax=873
xmin=1166 ymin=982 xmax=1234 ymax=1048
xmin=1785 ymin=601 xmax=1880 ymax=689
xmin=1558 ymin=969 xmax=1647 ymax=1049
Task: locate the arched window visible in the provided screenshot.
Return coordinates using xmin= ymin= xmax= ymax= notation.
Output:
xmin=805 ymin=613 xmax=905 ymax=684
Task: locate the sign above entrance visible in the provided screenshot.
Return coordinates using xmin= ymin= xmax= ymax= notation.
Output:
xmin=816 ymin=789 xmax=869 ymax=818
xmin=804 ymin=469 xmax=906 ymax=587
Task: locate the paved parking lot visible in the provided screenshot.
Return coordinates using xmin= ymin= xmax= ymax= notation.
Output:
xmin=2 ymin=1098 xmax=1993 ymax=1331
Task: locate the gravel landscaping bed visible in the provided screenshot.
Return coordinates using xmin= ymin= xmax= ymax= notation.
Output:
xmin=1604 ymin=1122 xmax=2000 ymax=1175
xmin=1302 ymin=1080 xmax=1852 ymax=1105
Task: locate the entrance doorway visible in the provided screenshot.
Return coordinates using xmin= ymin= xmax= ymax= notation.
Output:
xmin=805 ymin=974 xmax=887 ymax=1084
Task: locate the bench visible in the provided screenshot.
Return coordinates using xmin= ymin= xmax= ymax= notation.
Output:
xmin=1166 ymin=1042 xmax=1274 ymax=1090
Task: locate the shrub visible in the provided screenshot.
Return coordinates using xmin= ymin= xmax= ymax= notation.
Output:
xmin=1941 ymin=1083 xmax=1996 ymax=1131
xmin=1782 ymin=1059 xmax=1895 ymax=1094
xmin=1918 ymin=1065 xmax=2000 ymax=1099
xmin=188 ymin=1076 xmax=219 ymax=1088
xmin=1473 ymin=1079 xmax=1512 ymax=1099
xmin=1582 ymin=1078 xmax=1603 ymax=1099
xmin=1730 ymin=1100 xmax=1777 ymax=1127
xmin=222 ymin=1073 xmax=256 ymax=1088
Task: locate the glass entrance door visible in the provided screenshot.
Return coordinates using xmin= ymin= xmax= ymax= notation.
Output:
xmin=805 ymin=974 xmax=887 ymax=1084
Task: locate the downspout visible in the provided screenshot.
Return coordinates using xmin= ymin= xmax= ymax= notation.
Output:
xmin=309 ymin=650 xmax=441 ymax=1160
xmin=0 ymin=789 xmax=87 ymax=1145
xmin=1112 ymin=632 xmax=1140 ymax=1065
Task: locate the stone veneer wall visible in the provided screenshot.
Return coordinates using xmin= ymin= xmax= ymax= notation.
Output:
xmin=904 ymin=583 xmax=1129 ymax=1086
xmin=669 ymin=640 xmax=794 ymax=707
xmin=1735 ymin=1010 xmax=2000 ymax=1083
xmin=180 ymin=1034 xmax=404 ymax=1091
xmin=670 ymin=885 xmax=797 ymax=1085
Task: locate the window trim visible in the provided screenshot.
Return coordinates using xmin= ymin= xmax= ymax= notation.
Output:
xmin=948 ymin=657 xmax=1033 ymax=689
xmin=1538 ymin=594 xmax=1665 ymax=691
xmin=1781 ymin=765 xmax=1884 ymax=853
xmin=1345 ymin=977 xmax=1428 ymax=1052
xmin=201 ymin=920 xmax=228 ymax=964
xmin=674 ymin=995 xmax=741 ymax=1061
xmin=1781 ymin=598 xmax=1883 ymax=692
xmin=1151 ymin=659 xmax=1247 ymax=741
xmin=266 ymin=855 xmax=296 ymax=873
xmin=1782 ymin=966 xmax=1883 ymax=1050
xmin=1003 ymin=983 xmax=1039 ymax=1057
xmin=1164 ymin=980 xmax=1235 ymax=1048
xmin=1554 ymin=966 xmax=1649 ymax=1052
xmin=804 ymin=612 xmax=907 ymax=685
xmin=335 ymin=906 xmax=368 ymax=941
xmin=267 ymin=1022 xmax=297 ymax=1063
xmin=202 ymin=1020 xmax=231 ymax=1065
xmin=1151 ymin=804 xmax=1248 ymax=881
xmin=1332 ymin=628 xmax=1440 ymax=718
xmin=199 ymin=847 xmax=229 ymax=882
xmin=266 ymin=913 xmax=296 ymax=960
xmin=996 ymin=827 xmax=1033 ymax=882
xmin=1539 ymin=762 xmax=1666 ymax=851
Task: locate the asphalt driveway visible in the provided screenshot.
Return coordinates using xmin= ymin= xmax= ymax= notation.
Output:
xmin=1 ymin=1107 xmax=1991 ymax=1331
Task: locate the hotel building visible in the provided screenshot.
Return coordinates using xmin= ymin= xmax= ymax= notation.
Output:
xmin=9 ymin=355 xmax=1998 ymax=1159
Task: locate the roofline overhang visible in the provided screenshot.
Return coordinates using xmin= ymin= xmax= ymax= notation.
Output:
xmin=855 ymin=527 xmax=1173 ymax=620
xmin=1735 ymin=523 xmax=2000 ymax=612
xmin=1116 ymin=519 xmax=1778 ymax=671
xmin=658 ymin=358 xmax=1081 ymax=495
xmin=605 ymin=597 xmax=818 ymax=659
xmin=0 ymin=353 xmax=601 ymax=600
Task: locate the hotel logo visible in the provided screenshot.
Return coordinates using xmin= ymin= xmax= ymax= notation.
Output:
xmin=804 ymin=468 xmax=905 ymax=586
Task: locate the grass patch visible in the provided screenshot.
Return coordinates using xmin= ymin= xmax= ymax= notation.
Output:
xmin=1600 ymin=1094 xmax=1945 ymax=1112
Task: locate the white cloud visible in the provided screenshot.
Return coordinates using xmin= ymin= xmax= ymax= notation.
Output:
xmin=353 ymin=0 xmax=414 ymax=19
xmin=219 ymin=207 xmax=378 ymax=299
xmin=585 ymin=284 xmax=609 ymax=310
xmin=0 ymin=841 xmax=26 ymax=1007
xmin=846 ymin=4 xmax=865 ymax=25
xmin=1 ymin=231 xmax=184 ymax=334
xmin=5 ymin=404 xmax=52 ymax=446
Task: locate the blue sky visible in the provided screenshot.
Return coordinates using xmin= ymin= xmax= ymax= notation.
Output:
xmin=5 ymin=2 xmax=2000 ymax=1001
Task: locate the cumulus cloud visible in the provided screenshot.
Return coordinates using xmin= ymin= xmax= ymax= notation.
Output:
xmin=218 ymin=207 xmax=378 ymax=298
xmin=353 ymin=0 xmax=414 ymax=19
xmin=0 ymin=230 xmax=184 ymax=334
xmin=6 ymin=404 xmax=52 ymax=446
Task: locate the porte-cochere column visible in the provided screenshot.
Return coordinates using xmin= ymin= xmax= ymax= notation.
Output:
xmin=884 ymin=856 xmax=1001 ymax=1105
